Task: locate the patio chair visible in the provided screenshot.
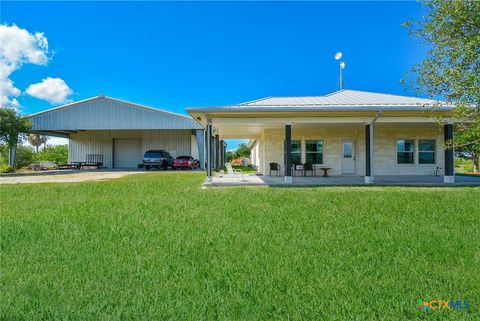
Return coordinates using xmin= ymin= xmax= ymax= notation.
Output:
xmin=292 ymin=162 xmax=303 ymax=176
xmin=303 ymin=163 xmax=315 ymax=176
xmin=225 ymin=163 xmax=244 ymax=180
xmin=269 ymin=162 xmax=281 ymax=176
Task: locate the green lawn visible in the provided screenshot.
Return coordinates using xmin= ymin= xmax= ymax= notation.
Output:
xmin=1 ymin=172 xmax=479 ymax=320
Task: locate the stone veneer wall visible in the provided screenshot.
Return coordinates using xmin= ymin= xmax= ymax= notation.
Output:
xmin=258 ymin=124 xmax=445 ymax=176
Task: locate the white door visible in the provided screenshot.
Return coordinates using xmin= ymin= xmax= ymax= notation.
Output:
xmin=341 ymin=140 xmax=355 ymax=174
xmin=113 ymin=138 xmax=142 ymax=168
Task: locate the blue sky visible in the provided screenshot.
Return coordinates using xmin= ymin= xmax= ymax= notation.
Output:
xmin=2 ymin=1 xmax=427 ymax=149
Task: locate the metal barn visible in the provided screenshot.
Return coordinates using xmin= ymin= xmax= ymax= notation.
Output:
xmin=29 ymin=96 xmax=208 ymax=169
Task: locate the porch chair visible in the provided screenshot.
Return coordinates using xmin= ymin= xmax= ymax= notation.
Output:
xmin=292 ymin=162 xmax=303 ymax=176
xmin=269 ymin=162 xmax=281 ymax=176
xmin=225 ymin=163 xmax=244 ymax=180
xmin=303 ymin=163 xmax=315 ymax=176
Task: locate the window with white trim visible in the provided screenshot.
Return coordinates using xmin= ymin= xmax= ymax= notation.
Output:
xmin=418 ymin=139 xmax=435 ymax=164
xmin=305 ymin=140 xmax=324 ymax=164
xmin=397 ymin=139 xmax=415 ymax=164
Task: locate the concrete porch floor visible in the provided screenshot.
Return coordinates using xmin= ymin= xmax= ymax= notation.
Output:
xmin=205 ymin=173 xmax=480 ymax=187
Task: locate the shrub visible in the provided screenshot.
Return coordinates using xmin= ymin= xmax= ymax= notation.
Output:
xmin=0 ymin=144 xmax=35 ymax=169
xmin=463 ymin=162 xmax=474 ymax=173
xmin=36 ymin=145 xmax=68 ymax=164
xmin=0 ymin=165 xmax=14 ymax=173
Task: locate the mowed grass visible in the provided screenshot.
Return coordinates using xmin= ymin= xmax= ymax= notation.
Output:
xmin=1 ymin=173 xmax=479 ymax=320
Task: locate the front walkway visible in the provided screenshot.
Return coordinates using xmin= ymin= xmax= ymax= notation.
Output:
xmin=206 ymin=173 xmax=480 ymax=187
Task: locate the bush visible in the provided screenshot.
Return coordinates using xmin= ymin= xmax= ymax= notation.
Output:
xmin=0 ymin=165 xmax=14 ymax=173
xmin=0 ymin=144 xmax=35 ymax=169
xmin=36 ymin=145 xmax=68 ymax=164
xmin=463 ymin=162 xmax=474 ymax=173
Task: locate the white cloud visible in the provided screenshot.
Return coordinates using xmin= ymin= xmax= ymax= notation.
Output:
xmin=26 ymin=77 xmax=73 ymax=104
xmin=0 ymin=24 xmax=49 ymax=109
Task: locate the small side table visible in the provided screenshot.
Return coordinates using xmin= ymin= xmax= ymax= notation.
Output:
xmin=319 ymin=167 xmax=332 ymax=177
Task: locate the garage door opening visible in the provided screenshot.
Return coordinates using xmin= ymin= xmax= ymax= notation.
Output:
xmin=113 ymin=138 xmax=142 ymax=168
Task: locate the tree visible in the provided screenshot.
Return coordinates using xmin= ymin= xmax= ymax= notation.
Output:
xmin=404 ymin=0 xmax=480 ymax=172
xmin=233 ymin=143 xmax=251 ymax=159
xmin=28 ymin=134 xmax=48 ymax=153
xmin=226 ymin=151 xmax=234 ymax=162
xmin=0 ymin=108 xmax=32 ymax=166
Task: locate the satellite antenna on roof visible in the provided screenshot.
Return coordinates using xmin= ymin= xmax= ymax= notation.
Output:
xmin=334 ymin=52 xmax=346 ymax=90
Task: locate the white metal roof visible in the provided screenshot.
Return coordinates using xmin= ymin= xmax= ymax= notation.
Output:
xmin=186 ymin=90 xmax=451 ymax=113
xmin=29 ymin=96 xmax=202 ymax=135
xmin=238 ymin=90 xmax=438 ymax=107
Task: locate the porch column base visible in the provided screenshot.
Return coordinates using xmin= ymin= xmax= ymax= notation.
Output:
xmin=365 ymin=176 xmax=374 ymax=184
xmin=443 ymin=175 xmax=455 ymax=184
xmin=285 ymin=176 xmax=292 ymax=184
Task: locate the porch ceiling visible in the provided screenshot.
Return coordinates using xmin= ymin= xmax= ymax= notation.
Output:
xmin=213 ymin=117 xmax=443 ymax=139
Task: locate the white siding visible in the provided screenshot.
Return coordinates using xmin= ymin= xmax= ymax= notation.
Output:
xmin=69 ymin=130 xmax=192 ymax=168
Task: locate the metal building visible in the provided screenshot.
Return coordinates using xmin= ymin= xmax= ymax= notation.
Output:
xmin=29 ymin=96 xmax=206 ymax=169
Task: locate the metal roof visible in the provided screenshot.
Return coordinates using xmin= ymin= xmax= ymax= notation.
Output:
xmin=239 ymin=90 xmax=438 ymax=106
xmin=187 ymin=90 xmax=452 ymax=113
xmin=29 ymin=96 xmax=202 ymax=136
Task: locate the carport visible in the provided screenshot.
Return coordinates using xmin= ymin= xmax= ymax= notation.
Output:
xmin=26 ymin=96 xmax=207 ymax=169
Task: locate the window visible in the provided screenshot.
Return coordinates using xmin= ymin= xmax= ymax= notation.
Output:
xmin=305 ymin=140 xmax=324 ymax=164
xmin=343 ymin=142 xmax=353 ymax=158
xmin=419 ymin=139 xmax=435 ymax=164
xmin=291 ymin=140 xmax=302 ymax=164
xmin=397 ymin=139 xmax=414 ymax=164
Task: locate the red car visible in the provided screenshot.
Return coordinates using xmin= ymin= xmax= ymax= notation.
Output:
xmin=173 ymin=156 xmax=199 ymax=170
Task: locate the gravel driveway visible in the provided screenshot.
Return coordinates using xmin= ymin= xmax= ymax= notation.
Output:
xmin=0 ymin=170 xmax=146 ymax=184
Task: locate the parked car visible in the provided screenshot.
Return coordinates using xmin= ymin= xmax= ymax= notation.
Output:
xmin=173 ymin=156 xmax=199 ymax=170
xmin=141 ymin=150 xmax=174 ymax=170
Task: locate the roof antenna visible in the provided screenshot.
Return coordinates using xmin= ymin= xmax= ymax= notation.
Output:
xmin=334 ymin=52 xmax=346 ymax=90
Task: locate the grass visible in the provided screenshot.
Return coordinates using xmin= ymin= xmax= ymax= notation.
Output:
xmin=1 ymin=172 xmax=479 ymax=320
xmin=230 ymin=165 xmax=256 ymax=173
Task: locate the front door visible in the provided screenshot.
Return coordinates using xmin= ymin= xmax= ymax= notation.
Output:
xmin=341 ymin=140 xmax=355 ymax=174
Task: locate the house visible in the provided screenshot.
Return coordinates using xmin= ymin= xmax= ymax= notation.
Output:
xmin=186 ymin=89 xmax=456 ymax=183
xmin=28 ymin=96 xmax=227 ymax=169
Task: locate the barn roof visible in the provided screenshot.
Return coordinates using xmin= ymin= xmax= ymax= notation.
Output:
xmin=29 ymin=96 xmax=202 ymax=137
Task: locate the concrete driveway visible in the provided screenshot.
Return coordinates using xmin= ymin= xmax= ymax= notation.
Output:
xmin=0 ymin=169 xmax=147 ymax=184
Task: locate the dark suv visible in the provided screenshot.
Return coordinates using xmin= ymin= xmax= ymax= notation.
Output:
xmin=142 ymin=150 xmax=174 ymax=170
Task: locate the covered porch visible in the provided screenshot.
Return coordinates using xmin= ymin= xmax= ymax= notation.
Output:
xmin=205 ymin=174 xmax=480 ymax=187
xmin=202 ymin=116 xmax=456 ymax=185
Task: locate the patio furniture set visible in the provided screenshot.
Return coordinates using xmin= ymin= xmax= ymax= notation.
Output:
xmin=269 ymin=162 xmax=332 ymax=177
